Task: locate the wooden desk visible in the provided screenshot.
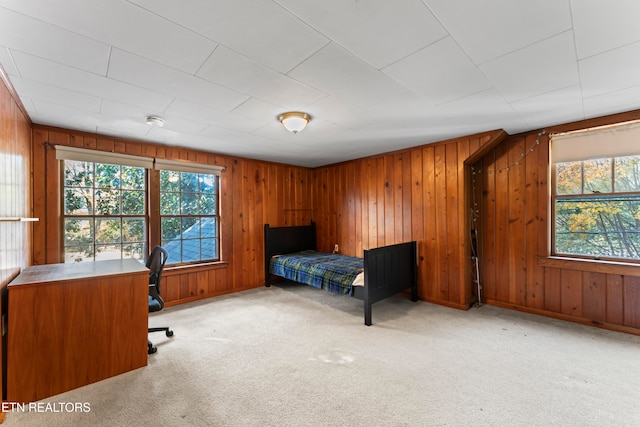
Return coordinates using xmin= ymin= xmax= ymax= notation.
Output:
xmin=7 ymin=258 xmax=149 ymax=402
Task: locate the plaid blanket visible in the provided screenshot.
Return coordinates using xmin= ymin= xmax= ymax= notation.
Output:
xmin=270 ymin=250 xmax=363 ymax=295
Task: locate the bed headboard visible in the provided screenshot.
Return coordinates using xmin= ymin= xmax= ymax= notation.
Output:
xmin=264 ymin=222 xmax=316 ymax=286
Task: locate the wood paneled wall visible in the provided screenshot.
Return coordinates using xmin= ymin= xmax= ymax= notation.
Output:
xmin=0 ymin=67 xmax=32 ymax=403
xmin=31 ymin=126 xmax=312 ymax=306
xmin=475 ymin=131 xmax=548 ymax=309
xmin=0 ymin=72 xmax=32 ymax=287
xmin=476 ymin=110 xmax=640 ymax=335
xmin=312 ymin=130 xmax=504 ymax=309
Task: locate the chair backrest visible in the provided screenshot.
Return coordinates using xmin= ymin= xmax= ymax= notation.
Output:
xmin=147 ymin=245 xmax=169 ymax=293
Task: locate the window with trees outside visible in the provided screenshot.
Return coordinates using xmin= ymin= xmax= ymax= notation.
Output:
xmin=552 ymin=122 xmax=640 ymax=261
xmin=58 ymin=146 xmax=222 ymax=265
xmin=63 ymin=160 xmax=146 ymax=263
xmin=159 ymin=170 xmax=219 ymax=264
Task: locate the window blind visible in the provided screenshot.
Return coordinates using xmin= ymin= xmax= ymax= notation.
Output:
xmin=55 ymin=145 xmax=154 ymax=169
xmin=54 ymin=146 xmax=226 ymax=174
xmin=153 ymin=158 xmax=225 ymax=175
xmin=551 ymin=120 xmax=640 ymax=163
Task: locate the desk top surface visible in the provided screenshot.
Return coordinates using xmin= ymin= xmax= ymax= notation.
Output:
xmin=9 ymin=258 xmax=148 ymax=286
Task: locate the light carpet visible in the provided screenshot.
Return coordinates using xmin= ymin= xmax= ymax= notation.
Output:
xmin=4 ymin=282 xmax=640 ymax=427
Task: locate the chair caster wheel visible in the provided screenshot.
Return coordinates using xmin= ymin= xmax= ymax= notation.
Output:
xmin=166 ymin=329 xmax=174 ymax=337
xmin=148 ymin=343 xmax=157 ymax=354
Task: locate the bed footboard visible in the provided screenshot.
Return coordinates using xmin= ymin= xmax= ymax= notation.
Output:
xmin=359 ymin=241 xmax=418 ymax=326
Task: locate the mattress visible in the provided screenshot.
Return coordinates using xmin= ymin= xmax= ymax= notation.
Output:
xmin=270 ymin=250 xmax=364 ymax=295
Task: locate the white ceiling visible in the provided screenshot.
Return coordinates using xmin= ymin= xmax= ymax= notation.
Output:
xmin=1 ymin=0 xmax=640 ymax=168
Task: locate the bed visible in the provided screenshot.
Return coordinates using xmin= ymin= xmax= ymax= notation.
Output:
xmin=264 ymin=222 xmax=418 ymax=325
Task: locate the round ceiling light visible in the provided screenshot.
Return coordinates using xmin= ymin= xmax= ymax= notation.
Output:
xmin=278 ymin=112 xmax=310 ymax=133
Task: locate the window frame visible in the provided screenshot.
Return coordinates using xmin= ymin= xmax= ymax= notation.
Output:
xmin=158 ymin=169 xmax=221 ymax=265
xmin=551 ymin=156 xmax=640 ymax=261
xmin=61 ymin=160 xmax=149 ymax=264
xmin=58 ymin=146 xmax=224 ymax=266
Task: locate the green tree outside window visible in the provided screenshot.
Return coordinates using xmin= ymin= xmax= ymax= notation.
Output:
xmin=63 ymin=160 xmax=146 ymax=263
xmin=555 ymin=155 xmax=640 ymax=259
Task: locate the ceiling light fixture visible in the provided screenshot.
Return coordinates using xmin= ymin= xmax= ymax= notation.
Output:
xmin=279 ymin=112 xmax=310 ymax=134
xmin=146 ymin=115 xmax=165 ymax=127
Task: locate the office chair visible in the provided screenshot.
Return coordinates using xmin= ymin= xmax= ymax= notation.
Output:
xmin=147 ymin=245 xmax=174 ymax=354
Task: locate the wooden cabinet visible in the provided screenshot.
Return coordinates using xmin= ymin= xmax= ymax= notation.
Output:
xmin=7 ymin=259 xmax=148 ymax=403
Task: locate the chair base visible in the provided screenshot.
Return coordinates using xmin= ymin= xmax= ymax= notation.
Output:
xmin=148 ymin=326 xmax=174 ymax=354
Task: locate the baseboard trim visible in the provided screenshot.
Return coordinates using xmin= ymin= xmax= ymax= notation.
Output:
xmin=484 ymin=299 xmax=640 ymax=336
xmin=421 ymin=296 xmax=469 ymax=311
xmin=164 ymin=285 xmax=259 ymax=308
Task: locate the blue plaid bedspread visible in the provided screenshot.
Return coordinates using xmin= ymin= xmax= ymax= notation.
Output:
xmin=270 ymin=250 xmax=363 ymax=295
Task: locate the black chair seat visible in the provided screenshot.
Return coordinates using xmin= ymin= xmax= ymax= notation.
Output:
xmin=148 ymin=295 xmax=162 ymax=312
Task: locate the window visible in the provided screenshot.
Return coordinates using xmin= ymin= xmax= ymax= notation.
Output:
xmin=159 ymin=170 xmax=220 ymax=264
xmin=552 ymin=122 xmax=640 ymax=260
xmin=58 ymin=145 xmax=223 ymax=265
xmin=63 ymin=160 xmax=147 ymax=263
